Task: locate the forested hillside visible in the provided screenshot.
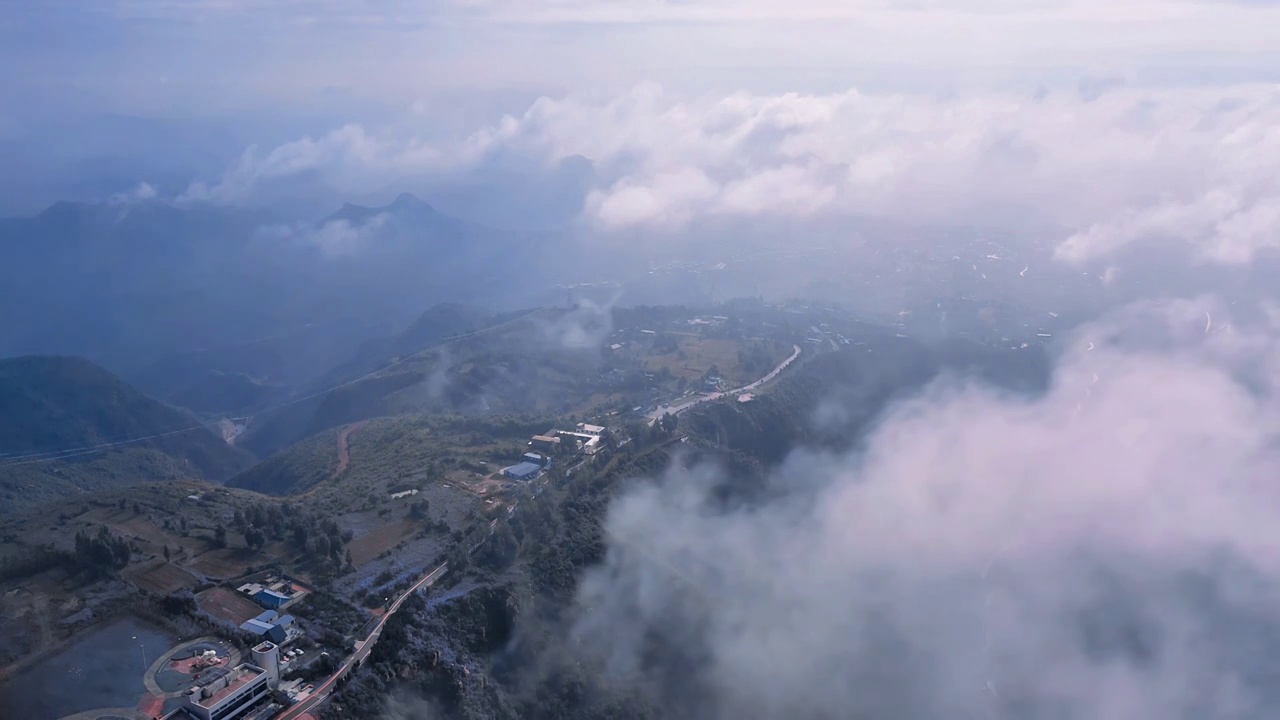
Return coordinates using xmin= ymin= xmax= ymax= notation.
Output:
xmin=0 ymin=356 xmax=253 ymax=514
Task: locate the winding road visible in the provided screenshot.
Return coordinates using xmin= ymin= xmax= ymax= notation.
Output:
xmin=332 ymin=421 xmax=368 ymax=479
xmin=647 ymin=344 xmax=802 ymax=424
xmin=277 ymin=562 xmax=449 ymax=720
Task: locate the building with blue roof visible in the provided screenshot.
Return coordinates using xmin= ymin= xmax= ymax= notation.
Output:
xmin=254 ymin=588 xmax=291 ymax=609
xmin=502 ymin=461 xmax=541 ymax=481
xmin=239 ymin=609 xmax=294 ymax=644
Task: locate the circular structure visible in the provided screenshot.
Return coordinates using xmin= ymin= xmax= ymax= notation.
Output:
xmin=143 ymin=636 xmax=241 ymax=699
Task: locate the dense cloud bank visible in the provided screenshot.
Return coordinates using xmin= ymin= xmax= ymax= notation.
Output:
xmin=572 ymin=301 xmax=1280 ymax=719
xmin=186 ymin=84 xmax=1280 ymax=264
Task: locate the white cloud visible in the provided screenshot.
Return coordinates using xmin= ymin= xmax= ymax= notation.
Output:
xmin=108 ymin=181 xmax=157 ymax=205
xmin=187 ymin=83 xmax=1280 ymax=264
xmin=256 ymin=212 xmax=390 ymax=257
xmin=573 ymin=300 xmax=1280 ymax=718
xmin=179 ymin=124 xmax=457 ymax=206
xmin=495 ymin=84 xmax=1280 ymax=263
xmin=537 ymin=299 xmax=616 ymax=350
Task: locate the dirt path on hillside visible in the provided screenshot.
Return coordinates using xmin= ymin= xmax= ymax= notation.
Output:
xmin=333 ymin=421 xmax=368 ymax=479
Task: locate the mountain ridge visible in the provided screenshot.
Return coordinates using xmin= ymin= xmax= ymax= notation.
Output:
xmin=0 ymin=355 xmax=255 ymax=515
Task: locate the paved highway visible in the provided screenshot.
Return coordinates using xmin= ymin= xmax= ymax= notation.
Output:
xmin=277 ymin=562 xmax=450 ymax=720
xmin=647 ymin=344 xmax=802 ymax=423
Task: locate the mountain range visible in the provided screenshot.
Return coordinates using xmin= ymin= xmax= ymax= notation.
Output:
xmin=0 ymin=355 xmax=254 ymax=514
xmin=0 ymin=193 xmax=558 ymax=412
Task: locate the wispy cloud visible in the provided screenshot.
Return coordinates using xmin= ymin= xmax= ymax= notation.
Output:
xmin=573 ymin=299 xmax=1280 ymax=718
xmin=256 ymin=212 xmax=391 ymax=257
xmin=186 ymin=83 xmax=1280 ymax=265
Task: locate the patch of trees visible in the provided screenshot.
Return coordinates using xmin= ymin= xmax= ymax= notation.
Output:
xmin=475 ymin=521 xmax=519 ymax=572
xmin=0 ymin=544 xmax=74 ymax=582
xmin=243 ymin=526 xmax=266 ymax=550
xmin=289 ymin=589 xmax=368 ymax=638
xmin=158 ymin=591 xmax=198 ymax=615
xmin=737 ymin=342 xmax=781 ymax=375
xmin=288 ymin=515 xmax=353 ymax=569
xmin=74 ymin=526 xmax=131 ymax=576
xmin=651 ymin=332 xmax=680 ymax=354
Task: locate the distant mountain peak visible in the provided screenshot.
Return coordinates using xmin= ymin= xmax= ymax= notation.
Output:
xmin=391 ymin=192 xmax=432 ymax=211
xmin=325 ymin=192 xmax=442 ymax=227
xmin=36 ymin=200 xmax=90 ymax=220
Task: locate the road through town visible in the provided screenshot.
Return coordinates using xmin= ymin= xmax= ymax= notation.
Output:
xmin=647 ymin=344 xmax=802 ymax=423
xmin=277 ymin=562 xmax=449 ymax=720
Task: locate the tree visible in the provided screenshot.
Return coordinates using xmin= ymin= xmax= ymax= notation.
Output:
xmin=74 ymin=526 xmax=131 ymax=577
xmin=163 ymin=545 xmax=171 ymax=562
xmin=477 ymin=521 xmax=520 ymax=571
xmin=244 ymin=527 xmax=265 ymax=551
xmin=132 ymin=502 xmax=141 ymax=515
xmin=315 ymin=535 xmax=332 ymax=560
xmin=345 ymin=548 xmax=354 ymax=569
xmin=660 ymin=412 xmax=678 ymax=435
xmin=233 ymin=508 xmax=245 ymax=528
xmin=214 ymin=524 xmax=227 ymax=548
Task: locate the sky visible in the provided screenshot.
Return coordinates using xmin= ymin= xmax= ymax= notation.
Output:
xmin=6 ymin=0 xmax=1280 ymax=115
xmin=4 ymin=0 xmax=1280 ymax=259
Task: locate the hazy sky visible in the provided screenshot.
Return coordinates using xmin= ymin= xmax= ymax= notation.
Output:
xmin=6 ymin=1 xmax=1280 ymax=121
xmin=4 ymin=1 xmax=1280 ymax=261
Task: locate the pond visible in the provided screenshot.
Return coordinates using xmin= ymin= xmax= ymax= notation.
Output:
xmin=0 ymin=616 xmax=176 ymax=719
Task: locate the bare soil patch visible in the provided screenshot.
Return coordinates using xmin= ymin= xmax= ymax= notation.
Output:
xmin=458 ymin=474 xmax=516 ymax=498
xmin=195 ymin=587 xmax=263 ymax=625
xmin=187 ymin=548 xmax=256 ymax=580
xmin=347 ymin=519 xmax=416 ymax=567
xmin=122 ymin=560 xmax=199 ymax=595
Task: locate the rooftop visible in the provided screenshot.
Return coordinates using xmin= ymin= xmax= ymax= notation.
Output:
xmin=503 ymin=461 xmax=541 ymax=479
xmin=240 ymin=619 xmax=274 ymax=635
xmin=190 ymin=664 xmax=265 ymax=709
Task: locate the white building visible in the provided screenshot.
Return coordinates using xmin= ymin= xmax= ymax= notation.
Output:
xmin=576 ymin=423 xmax=605 ymax=436
xmin=251 ymin=641 xmax=281 ymax=684
xmin=557 ymin=430 xmax=603 ymax=455
xmin=180 ymin=663 xmax=271 ymax=720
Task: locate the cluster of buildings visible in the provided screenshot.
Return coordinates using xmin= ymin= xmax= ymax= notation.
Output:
xmin=502 ymin=423 xmax=610 ymax=481
xmin=161 ymin=644 xmax=279 ymax=720
xmin=501 ymin=452 xmax=548 ymax=481
xmin=236 ymin=575 xmax=304 ymax=610
xmin=531 ymin=423 xmax=606 ymax=456
xmin=239 ymin=609 xmax=296 ymax=644
xmin=149 ymin=574 xmax=318 ymax=720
